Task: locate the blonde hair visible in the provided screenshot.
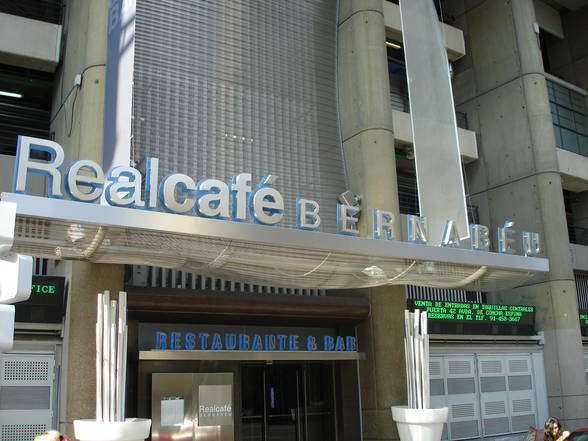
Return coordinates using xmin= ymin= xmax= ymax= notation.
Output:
xmin=34 ymin=430 xmax=62 ymax=441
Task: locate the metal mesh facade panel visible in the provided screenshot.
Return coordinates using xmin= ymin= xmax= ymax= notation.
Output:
xmin=132 ymin=0 xmax=345 ymax=231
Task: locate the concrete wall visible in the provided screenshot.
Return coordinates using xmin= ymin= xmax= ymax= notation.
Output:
xmin=571 ymin=243 xmax=588 ymax=271
xmin=534 ymin=0 xmax=564 ymax=38
xmin=451 ymin=0 xmax=588 ymax=428
xmin=391 ymin=110 xmax=478 ymax=162
xmin=382 ymin=0 xmax=466 ymax=60
xmin=558 ymin=148 xmax=588 ymax=192
xmin=0 ymin=13 xmax=61 ymax=72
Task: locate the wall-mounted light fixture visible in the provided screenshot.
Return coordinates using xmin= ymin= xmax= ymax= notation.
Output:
xmin=338 ymin=190 xmax=361 ymax=208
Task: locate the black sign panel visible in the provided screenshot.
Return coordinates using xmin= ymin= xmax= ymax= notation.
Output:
xmin=406 ymin=299 xmax=535 ymax=336
xmin=580 ymin=311 xmax=588 ymax=337
xmin=15 ymin=276 xmax=66 ymax=323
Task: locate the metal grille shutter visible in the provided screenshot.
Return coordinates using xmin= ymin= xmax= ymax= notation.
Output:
xmin=477 ymin=355 xmax=537 ymax=436
xmin=433 ymin=352 xmax=539 ymax=440
xmin=0 ymin=354 xmax=55 ymax=441
xmin=132 ymin=0 xmax=345 ymax=232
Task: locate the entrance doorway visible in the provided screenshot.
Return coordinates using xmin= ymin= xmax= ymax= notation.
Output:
xmin=241 ymin=362 xmax=335 ymax=441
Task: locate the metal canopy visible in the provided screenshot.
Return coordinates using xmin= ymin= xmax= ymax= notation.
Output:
xmin=0 ymin=193 xmax=549 ymax=292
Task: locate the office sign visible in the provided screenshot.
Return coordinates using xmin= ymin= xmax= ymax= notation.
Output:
xmin=15 ymin=276 xmax=66 ymax=323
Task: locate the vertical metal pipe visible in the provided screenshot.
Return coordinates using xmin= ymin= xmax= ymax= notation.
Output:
xmin=102 ymin=291 xmax=111 ymax=421
xmin=96 ymin=293 xmax=103 ymax=422
xmin=109 ymin=300 xmax=117 ymax=422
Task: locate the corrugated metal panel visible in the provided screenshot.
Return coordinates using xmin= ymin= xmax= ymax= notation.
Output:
xmin=406 ymin=285 xmax=483 ymax=304
xmin=130 ymin=264 xmax=325 ymax=296
xmin=576 ymin=272 xmax=588 ymax=310
xmin=132 ymin=0 xmax=345 ymax=232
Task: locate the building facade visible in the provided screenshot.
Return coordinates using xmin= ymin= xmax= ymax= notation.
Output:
xmin=0 ymin=1 xmax=587 ymax=441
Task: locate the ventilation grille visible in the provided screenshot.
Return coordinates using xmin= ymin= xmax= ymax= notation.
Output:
xmin=452 ymin=403 xmax=475 ymax=419
xmin=448 ymin=360 xmax=472 ymax=375
xmin=429 ymin=360 xmax=442 ymax=376
xmin=1 ymin=424 xmax=47 ymax=441
xmin=480 ymin=360 xmax=502 ymax=374
xmin=512 ymin=399 xmax=533 ymax=414
xmin=3 ymin=360 xmax=49 ymax=381
xmin=508 ymin=359 xmax=529 ymax=373
xmin=484 ymin=401 xmax=506 ymax=416
xmin=130 ymin=265 xmax=325 ymax=296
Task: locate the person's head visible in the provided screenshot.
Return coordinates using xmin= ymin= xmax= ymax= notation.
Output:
xmin=34 ymin=430 xmax=66 ymax=441
xmin=544 ymin=417 xmax=563 ymax=441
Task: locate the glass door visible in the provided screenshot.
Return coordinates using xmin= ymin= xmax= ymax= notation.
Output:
xmin=240 ymin=363 xmax=335 ymax=441
xmin=266 ymin=364 xmax=300 ymax=441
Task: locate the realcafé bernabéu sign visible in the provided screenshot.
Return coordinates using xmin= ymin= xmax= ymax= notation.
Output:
xmin=11 ymin=136 xmax=541 ymax=256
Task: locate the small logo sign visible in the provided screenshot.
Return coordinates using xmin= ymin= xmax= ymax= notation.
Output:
xmin=198 ymin=385 xmax=233 ymax=427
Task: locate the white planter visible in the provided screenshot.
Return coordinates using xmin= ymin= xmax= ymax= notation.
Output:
xmin=74 ymin=419 xmax=151 ymax=441
xmin=391 ymin=406 xmax=448 ymax=441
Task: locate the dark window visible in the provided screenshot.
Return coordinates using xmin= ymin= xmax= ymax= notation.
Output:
xmin=0 ymin=64 xmax=53 ymax=157
xmin=0 ymin=0 xmax=64 ymax=25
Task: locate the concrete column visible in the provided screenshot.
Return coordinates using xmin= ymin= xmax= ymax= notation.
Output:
xmin=61 ymin=263 xmax=124 ymax=436
xmin=50 ymin=0 xmax=111 ymax=437
xmin=338 ymin=0 xmax=401 ymax=237
xmin=51 ymin=0 xmax=107 ymax=164
xmin=454 ymin=0 xmax=588 ymax=428
xmin=338 ymin=2 xmax=406 ymax=440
